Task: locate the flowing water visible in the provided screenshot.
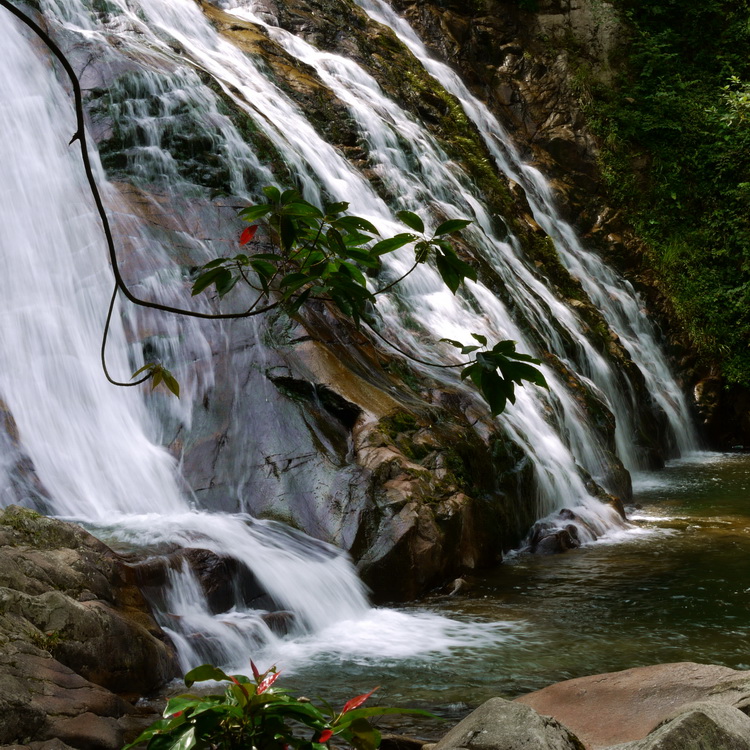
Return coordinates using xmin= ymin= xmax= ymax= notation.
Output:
xmin=0 ymin=0 xmax=715 ymax=703
xmin=276 ymin=452 xmax=750 ymax=736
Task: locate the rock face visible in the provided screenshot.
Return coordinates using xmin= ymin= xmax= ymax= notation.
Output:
xmin=431 ymin=696 xmax=585 ymax=750
xmin=0 ymin=505 xmax=178 ymax=748
xmin=2 ymin=0 xmax=683 ymax=611
xmin=610 ymin=702 xmax=750 ymax=749
xmin=515 ymin=662 xmax=750 ymax=749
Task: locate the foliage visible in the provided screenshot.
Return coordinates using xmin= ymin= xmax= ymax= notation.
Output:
xmin=442 ymin=336 xmax=548 ymax=416
xmin=123 ymin=662 xmax=433 ymax=750
xmin=146 ymin=187 xmax=547 ymax=414
xmin=585 ymin=0 xmax=750 ymax=383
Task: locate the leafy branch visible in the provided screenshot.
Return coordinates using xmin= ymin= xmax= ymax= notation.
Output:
xmin=185 ymin=188 xmax=547 ymax=414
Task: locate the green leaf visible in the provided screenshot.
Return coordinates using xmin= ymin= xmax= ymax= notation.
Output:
xmin=491 ymin=340 xmax=518 ymax=355
xmin=480 ymin=369 xmax=508 ymax=416
xmin=238 ymin=204 xmax=273 ymax=221
xmin=167 ymin=727 xmax=197 ymax=750
xmin=184 ymin=664 xmax=232 ymax=687
xmin=131 ymin=363 xmax=155 ymax=378
xmin=471 ymin=333 xmax=487 ymax=346
xmin=440 ymin=338 xmax=465 ymax=349
xmin=262 ymin=186 xmax=281 ymax=202
xmin=433 ymin=218 xmax=471 ymax=236
xmin=435 ymin=251 xmax=461 ymax=293
xmin=333 ymin=216 xmax=380 ymax=235
xmin=191 ymin=267 xmax=226 ymax=296
xmin=335 ymin=707 xmax=437 ymax=727
xmin=280 ymin=188 xmax=301 ymax=203
xmin=162 ymin=370 xmax=181 ymax=399
xmin=280 ymin=214 xmax=298 ymax=252
xmin=326 ymin=226 xmax=348 ymax=256
xmin=371 ymin=234 xmax=416 ymax=255
xmin=396 ymin=210 xmax=425 ymax=233
xmin=151 ymin=370 xmax=163 ymax=391
xmin=214 ymin=269 xmax=237 ymax=298
xmin=347 ymin=718 xmax=380 ymax=750
xmin=283 ymin=202 xmax=325 ymax=219
xmin=415 ymin=241 xmax=431 ymax=263
xmin=280 ymin=272 xmax=312 ymax=295
xmin=325 ymin=201 xmax=349 ymax=215
xmin=200 ymin=257 xmax=229 ymax=271
xmin=342 ymin=232 xmax=375 ymax=248
xmin=434 ymin=248 xmax=477 ymax=293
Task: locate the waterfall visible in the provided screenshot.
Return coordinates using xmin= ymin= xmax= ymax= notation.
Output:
xmin=355 ymin=0 xmax=699 ymax=466
xmin=0 ymin=0 xmax=697 ymax=673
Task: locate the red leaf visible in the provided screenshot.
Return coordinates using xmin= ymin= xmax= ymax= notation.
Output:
xmin=230 ymin=675 xmax=240 ymax=686
xmin=240 ymin=225 xmax=258 ymax=245
xmin=250 ymin=660 xmax=261 ymax=681
xmin=318 ymin=729 xmax=333 ymax=743
xmin=257 ymin=670 xmax=281 ymax=694
xmin=341 ymin=687 xmax=379 ymax=714
xmin=171 ymin=710 xmax=183 ymax=718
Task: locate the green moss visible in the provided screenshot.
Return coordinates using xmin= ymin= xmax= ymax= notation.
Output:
xmin=380 ymin=410 xmax=419 ymax=437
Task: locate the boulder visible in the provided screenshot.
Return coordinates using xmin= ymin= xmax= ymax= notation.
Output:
xmin=515 ymin=662 xmax=750 ymax=749
xmin=610 ymin=701 xmax=750 ymax=749
xmin=0 ymin=506 xmax=177 ymax=747
xmin=432 ymin=696 xmax=585 ymax=750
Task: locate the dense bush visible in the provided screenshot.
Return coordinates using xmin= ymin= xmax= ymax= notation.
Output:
xmin=587 ymin=0 xmax=750 ymax=383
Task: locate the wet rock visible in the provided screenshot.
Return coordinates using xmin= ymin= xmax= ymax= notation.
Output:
xmin=180 ymin=548 xmax=267 ymax=614
xmin=531 ymin=527 xmax=581 ymax=555
xmin=432 ymin=696 xmax=585 ymax=750
xmin=261 ymin=610 xmax=295 ymax=636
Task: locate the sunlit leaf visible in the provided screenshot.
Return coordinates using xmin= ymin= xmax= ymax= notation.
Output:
xmin=341 ymin=687 xmax=379 ymax=715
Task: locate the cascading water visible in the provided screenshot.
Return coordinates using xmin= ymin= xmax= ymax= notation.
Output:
xmin=354 ymin=0 xmax=699 ymax=466
xmin=0 ymin=0 xmax=699 ymax=677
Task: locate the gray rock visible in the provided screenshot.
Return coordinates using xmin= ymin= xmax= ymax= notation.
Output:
xmin=610 ymin=701 xmax=750 ymax=749
xmin=432 ymin=697 xmax=585 ymax=750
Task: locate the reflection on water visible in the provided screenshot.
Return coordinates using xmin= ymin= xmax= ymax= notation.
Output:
xmin=274 ymin=453 xmax=750 ymax=735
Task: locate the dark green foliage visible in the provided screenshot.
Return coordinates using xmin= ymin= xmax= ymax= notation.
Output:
xmin=442 ymin=336 xmax=548 ymax=416
xmin=185 ymin=188 xmax=544 ymax=414
xmin=588 ymin=0 xmax=750 ymax=382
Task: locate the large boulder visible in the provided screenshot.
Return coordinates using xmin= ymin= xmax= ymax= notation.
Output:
xmin=431 ymin=696 xmax=585 ymax=750
xmin=515 ymin=662 xmax=750 ymax=749
xmin=0 ymin=506 xmax=178 ymax=748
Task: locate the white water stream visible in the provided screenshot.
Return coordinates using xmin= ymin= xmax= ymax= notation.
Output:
xmin=0 ymin=0 xmax=698 ymax=675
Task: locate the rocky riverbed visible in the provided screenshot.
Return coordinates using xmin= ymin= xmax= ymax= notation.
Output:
xmin=1 ymin=508 xmax=749 ymax=750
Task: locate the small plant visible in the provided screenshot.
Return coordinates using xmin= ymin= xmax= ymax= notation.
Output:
xmin=124 ymin=662 xmax=434 ymax=750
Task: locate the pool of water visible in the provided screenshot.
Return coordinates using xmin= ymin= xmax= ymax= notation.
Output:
xmin=241 ymin=452 xmax=750 ymax=735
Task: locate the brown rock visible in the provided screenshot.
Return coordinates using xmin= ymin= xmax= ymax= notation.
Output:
xmin=515 ymin=662 xmax=750 ymax=749
xmin=41 ymin=713 xmax=123 ymax=750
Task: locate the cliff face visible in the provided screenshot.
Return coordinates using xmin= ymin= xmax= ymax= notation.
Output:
xmin=390 ymin=0 xmax=750 ymax=449
xmin=1 ymin=0 xmax=691 ymax=605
